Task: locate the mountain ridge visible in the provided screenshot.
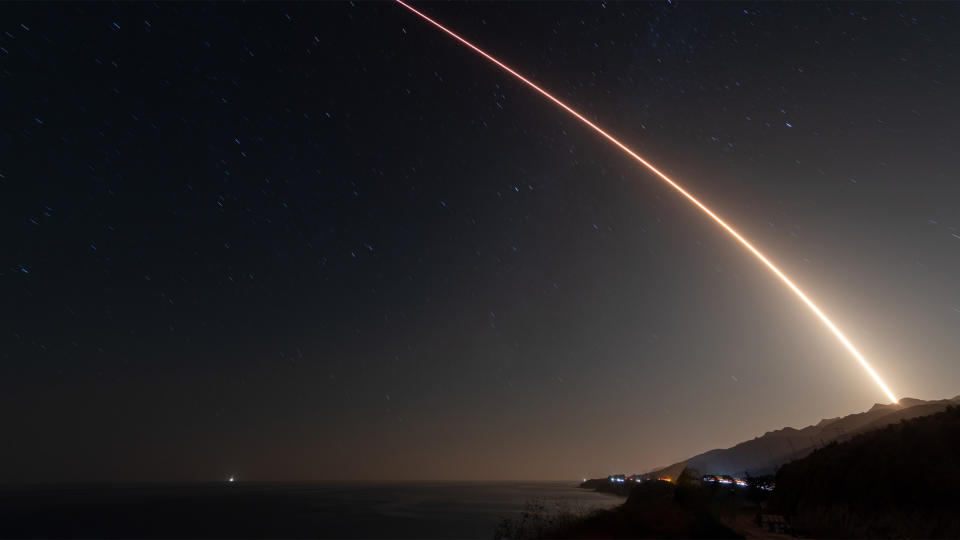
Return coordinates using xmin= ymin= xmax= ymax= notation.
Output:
xmin=646 ymin=395 xmax=960 ymax=477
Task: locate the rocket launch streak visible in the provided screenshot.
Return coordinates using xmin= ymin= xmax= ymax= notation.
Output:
xmin=394 ymin=0 xmax=899 ymax=404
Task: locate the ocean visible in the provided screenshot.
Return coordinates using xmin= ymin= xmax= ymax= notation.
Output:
xmin=0 ymin=481 xmax=624 ymax=538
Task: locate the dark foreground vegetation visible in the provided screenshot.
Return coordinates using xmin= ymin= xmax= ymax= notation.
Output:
xmin=508 ymin=405 xmax=960 ymax=538
xmin=496 ymin=470 xmax=741 ymax=539
xmin=770 ymin=404 xmax=960 ymax=538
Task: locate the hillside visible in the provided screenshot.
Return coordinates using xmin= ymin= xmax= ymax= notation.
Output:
xmin=648 ymin=395 xmax=960 ymax=477
xmin=768 ymin=405 xmax=960 ymax=537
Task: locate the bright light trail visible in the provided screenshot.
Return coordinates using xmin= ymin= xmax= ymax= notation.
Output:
xmin=395 ymin=0 xmax=899 ymax=404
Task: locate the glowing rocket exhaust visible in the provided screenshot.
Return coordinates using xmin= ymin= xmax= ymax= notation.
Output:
xmin=395 ymin=0 xmax=899 ymax=404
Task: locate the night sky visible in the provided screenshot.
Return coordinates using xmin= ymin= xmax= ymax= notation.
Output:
xmin=2 ymin=2 xmax=959 ymax=483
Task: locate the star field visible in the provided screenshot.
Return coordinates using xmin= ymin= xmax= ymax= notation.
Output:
xmin=2 ymin=2 xmax=959 ymax=482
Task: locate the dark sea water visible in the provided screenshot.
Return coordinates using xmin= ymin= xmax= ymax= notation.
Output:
xmin=0 ymin=482 xmax=624 ymax=538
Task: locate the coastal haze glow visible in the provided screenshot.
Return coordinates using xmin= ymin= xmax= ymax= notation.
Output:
xmin=395 ymin=0 xmax=899 ymax=404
